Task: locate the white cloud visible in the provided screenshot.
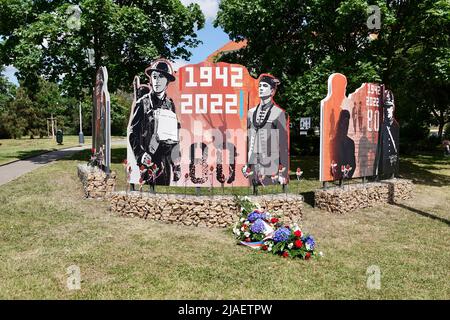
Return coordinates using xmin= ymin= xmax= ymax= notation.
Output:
xmin=181 ymin=0 xmax=219 ymax=21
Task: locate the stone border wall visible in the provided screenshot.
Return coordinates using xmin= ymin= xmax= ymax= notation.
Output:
xmin=109 ymin=193 xmax=304 ymax=228
xmin=77 ymin=164 xmax=116 ymax=199
xmin=314 ymin=178 xmax=414 ymax=214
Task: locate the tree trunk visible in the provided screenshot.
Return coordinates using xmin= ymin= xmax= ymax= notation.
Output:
xmin=438 ymin=122 xmax=444 ymax=140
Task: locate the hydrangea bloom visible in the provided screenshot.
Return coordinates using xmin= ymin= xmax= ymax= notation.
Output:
xmin=273 ymin=227 xmax=291 ymax=243
xmin=250 ymin=218 xmax=265 ymax=233
xmin=247 ymin=211 xmax=265 ymax=222
xmin=304 ymin=235 xmax=316 ymax=251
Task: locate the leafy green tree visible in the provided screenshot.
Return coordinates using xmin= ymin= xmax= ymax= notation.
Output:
xmin=0 ymin=0 xmax=205 ymax=97
xmin=0 ymin=66 xmax=16 ymax=113
xmin=1 ymin=87 xmax=34 ymax=138
xmin=215 ymin=0 xmax=450 ymax=140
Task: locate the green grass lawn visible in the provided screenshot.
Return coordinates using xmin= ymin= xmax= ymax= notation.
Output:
xmin=0 ymin=149 xmax=449 ymax=299
xmin=0 ymin=136 xmax=92 ymax=165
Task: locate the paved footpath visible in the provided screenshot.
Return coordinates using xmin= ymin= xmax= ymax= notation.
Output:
xmin=0 ymin=140 xmax=126 ymax=186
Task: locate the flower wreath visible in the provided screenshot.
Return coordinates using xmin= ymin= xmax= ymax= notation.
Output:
xmin=233 ymin=196 xmax=322 ymax=260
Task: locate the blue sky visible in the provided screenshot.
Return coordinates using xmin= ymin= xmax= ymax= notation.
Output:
xmin=2 ymin=0 xmax=229 ymax=86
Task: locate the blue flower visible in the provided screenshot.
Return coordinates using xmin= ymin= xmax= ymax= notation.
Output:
xmin=250 ymin=218 xmax=265 ymax=233
xmin=304 ymin=235 xmax=315 ymax=251
xmin=273 ymin=227 xmax=291 ymax=243
xmin=247 ymin=211 xmax=263 ymax=222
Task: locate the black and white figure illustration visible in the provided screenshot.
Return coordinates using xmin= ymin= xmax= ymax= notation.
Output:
xmin=379 ymin=89 xmax=399 ymax=178
xmin=93 ymin=66 xmax=111 ymax=173
xmin=128 ymin=59 xmax=181 ymax=186
xmin=246 ymin=74 xmax=289 ymax=186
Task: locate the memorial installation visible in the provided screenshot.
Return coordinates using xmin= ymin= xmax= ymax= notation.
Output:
xmin=114 ymin=58 xmax=311 ymax=259
xmin=77 ymin=59 xmax=316 ymax=260
xmin=316 ymin=73 xmax=412 ymax=213
xmin=77 ymin=66 xmax=116 ymax=198
xmin=126 ymin=59 xmax=290 ymax=191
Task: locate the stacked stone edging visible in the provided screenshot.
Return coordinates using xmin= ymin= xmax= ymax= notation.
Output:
xmin=314 ymin=178 xmax=413 ymax=214
xmin=77 ymin=164 xmax=116 ymax=199
xmin=109 ymin=192 xmax=304 ymax=228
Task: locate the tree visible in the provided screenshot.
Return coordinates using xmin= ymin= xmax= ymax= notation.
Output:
xmin=0 ymin=66 xmax=16 ymax=112
xmin=1 ymin=87 xmax=34 ymax=138
xmin=0 ymin=0 xmax=205 ymax=97
xmin=215 ymin=0 xmax=450 ymax=141
xmin=387 ymin=0 xmax=450 ymax=139
xmin=214 ymin=0 xmax=385 ymax=124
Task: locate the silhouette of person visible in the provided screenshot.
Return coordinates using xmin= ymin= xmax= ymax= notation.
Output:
xmin=330 ymin=108 xmax=336 ymax=138
xmin=358 ymin=126 xmax=370 ymax=177
xmin=352 ymin=102 xmax=358 ymax=134
xmin=332 ymin=109 xmax=356 ymax=179
xmin=358 ymin=101 xmax=363 ymax=132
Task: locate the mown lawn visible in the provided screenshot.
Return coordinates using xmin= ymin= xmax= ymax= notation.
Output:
xmin=0 ymin=136 xmax=92 ymax=165
xmin=0 ymin=149 xmax=448 ymax=299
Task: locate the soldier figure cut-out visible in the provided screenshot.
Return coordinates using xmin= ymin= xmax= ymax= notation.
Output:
xmin=246 ymin=74 xmax=289 ymax=186
xmin=129 ymin=59 xmax=181 ymax=185
xmin=379 ymin=90 xmax=399 ymax=178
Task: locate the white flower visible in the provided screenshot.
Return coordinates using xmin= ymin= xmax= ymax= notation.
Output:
xmin=244 ymin=232 xmax=250 ymax=238
xmin=288 ymin=243 xmax=293 ymax=249
xmin=240 ymin=227 xmax=245 ymax=231
xmin=319 ymin=251 xmax=324 ymax=257
xmin=240 ymin=207 xmax=245 ymax=213
xmin=244 ymin=221 xmax=250 ymax=226
xmin=305 ymin=243 xmax=312 ymax=251
xmin=243 ymin=196 xmax=250 ymax=201
xmin=268 ymin=247 xmax=272 ymax=251
xmin=240 ymin=217 xmax=245 ymax=222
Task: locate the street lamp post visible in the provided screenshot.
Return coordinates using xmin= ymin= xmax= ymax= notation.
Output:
xmin=79 ymin=101 xmax=84 ymax=145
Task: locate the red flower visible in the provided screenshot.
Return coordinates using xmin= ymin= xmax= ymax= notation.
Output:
xmin=245 ymin=238 xmax=251 ymax=242
xmin=184 ymin=173 xmax=189 ymax=179
xmin=152 ymin=164 xmax=157 ymax=170
xmin=294 ymin=239 xmax=303 ymax=248
xmin=262 ymin=245 xmax=268 ymax=251
xmin=128 ymin=166 xmax=132 ymax=173
xmin=139 ymin=177 xmax=143 ymax=184
xmin=285 ymin=225 xmax=290 ymax=229
xmin=210 ymin=166 xmax=214 ymax=172
xmin=296 ymin=167 xmax=301 ymax=173
xmin=346 ymin=164 xmax=351 ymax=170
xmin=305 ymin=252 xmax=311 ymax=260
xmin=148 ymin=169 xmax=153 ymax=175
xmin=282 ymin=251 xmax=289 ymax=258
xmin=294 ymin=230 xmax=302 ymax=238
xmin=270 ymin=217 xmax=279 ymax=224
xmin=278 ymin=164 xmax=283 ymax=171
xmin=139 ymin=165 xmax=145 ymax=171
xmin=146 ymin=159 xmax=151 ymax=165
xmin=341 ymin=165 xmax=344 ymax=172
xmin=123 ymin=159 xmax=128 ymax=165
xmin=246 ymin=167 xmax=252 ymax=173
